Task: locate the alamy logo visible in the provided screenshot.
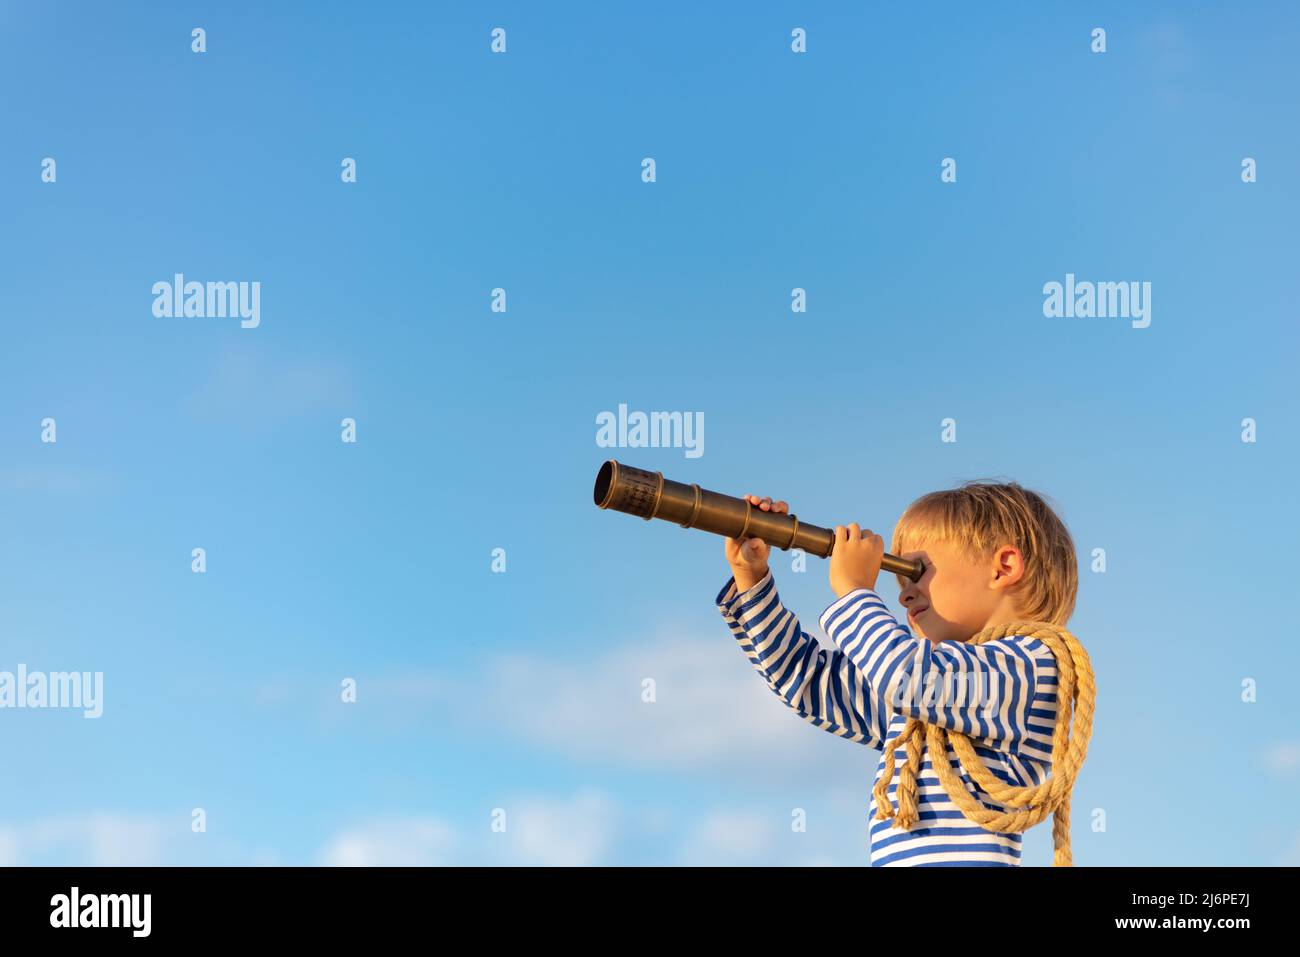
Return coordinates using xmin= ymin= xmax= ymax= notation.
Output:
xmin=152 ymin=273 xmax=261 ymax=328
xmin=596 ymin=403 xmax=704 ymax=459
xmin=50 ymin=887 xmax=151 ymax=937
xmin=0 ymin=665 xmax=103 ymax=718
xmin=1042 ymin=273 xmax=1151 ymax=329
xmin=889 ymin=670 xmax=1001 ymax=713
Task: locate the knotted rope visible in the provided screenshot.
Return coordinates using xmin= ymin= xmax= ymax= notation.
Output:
xmin=871 ymin=620 xmax=1095 ymax=866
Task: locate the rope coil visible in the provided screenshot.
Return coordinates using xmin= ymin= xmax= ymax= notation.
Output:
xmin=871 ymin=620 xmax=1096 ymax=866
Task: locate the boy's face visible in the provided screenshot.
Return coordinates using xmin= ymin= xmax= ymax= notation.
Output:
xmin=897 ymin=539 xmax=1021 ymax=644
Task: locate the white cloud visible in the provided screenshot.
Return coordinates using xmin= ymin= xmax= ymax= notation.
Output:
xmin=320 ymin=632 xmax=867 ymax=786
xmin=320 ymin=818 xmax=459 ymax=867
xmin=0 ymin=812 xmax=276 ymax=866
xmin=674 ymin=809 xmax=776 ymax=865
xmin=1283 ymin=836 xmax=1300 ymax=866
xmin=501 ymin=789 xmax=618 ymax=866
xmin=0 ymin=813 xmax=167 ymax=866
xmin=1263 ymin=741 xmax=1300 ymax=776
xmin=0 ymin=830 xmax=19 ymax=867
xmin=672 ymin=804 xmax=866 ymax=866
xmin=483 ymin=639 xmax=809 ymax=771
xmin=315 ymin=789 xmax=862 ymax=867
xmin=0 ymin=791 xmax=865 ymax=867
xmin=255 ymin=619 xmax=873 ymax=791
xmin=318 ymin=789 xmax=618 ymax=866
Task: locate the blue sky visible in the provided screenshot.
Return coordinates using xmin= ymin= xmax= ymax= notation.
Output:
xmin=1 ymin=0 xmax=1297 ymax=865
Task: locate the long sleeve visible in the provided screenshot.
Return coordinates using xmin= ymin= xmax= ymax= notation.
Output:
xmin=818 ymin=588 xmax=1057 ymax=762
xmin=717 ymin=569 xmax=891 ymax=750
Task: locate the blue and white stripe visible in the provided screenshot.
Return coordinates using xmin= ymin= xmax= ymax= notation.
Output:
xmin=717 ymin=569 xmax=1059 ymax=866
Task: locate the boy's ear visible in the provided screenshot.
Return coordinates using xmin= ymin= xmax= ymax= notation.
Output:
xmin=991 ymin=544 xmax=1025 ymax=587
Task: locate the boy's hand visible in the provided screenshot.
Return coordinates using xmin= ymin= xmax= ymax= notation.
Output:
xmin=724 ymin=494 xmax=788 ymax=592
xmin=829 ymin=523 xmax=884 ymax=598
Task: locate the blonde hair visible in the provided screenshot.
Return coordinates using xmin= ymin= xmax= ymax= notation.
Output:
xmin=891 ymin=480 xmax=1078 ymax=625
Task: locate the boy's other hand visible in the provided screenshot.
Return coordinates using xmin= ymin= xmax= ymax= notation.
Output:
xmin=725 ymin=494 xmax=788 ymax=591
xmin=829 ymin=523 xmax=884 ymax=598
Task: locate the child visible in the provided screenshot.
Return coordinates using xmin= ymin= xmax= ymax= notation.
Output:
xmin=716 ymin=482 xmax=1077 ymax=866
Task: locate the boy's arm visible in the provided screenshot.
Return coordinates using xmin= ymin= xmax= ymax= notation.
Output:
xmin=717 ymin=569 xmax=891 ymax=751
xmin=818 ymin=588 xmax=1057 ymax=762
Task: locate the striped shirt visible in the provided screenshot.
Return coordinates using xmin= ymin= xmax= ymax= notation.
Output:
xmin=716 ymin=569 xmax=1059 ymax=866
